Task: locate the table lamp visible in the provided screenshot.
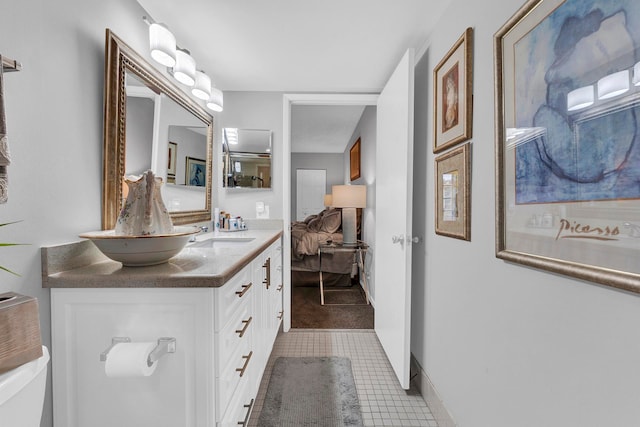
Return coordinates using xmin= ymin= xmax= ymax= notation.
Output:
xmin=324 ymin=194 xmax=333 ymax=208
xmin=332 ymin=185 xmax=366 ymax=245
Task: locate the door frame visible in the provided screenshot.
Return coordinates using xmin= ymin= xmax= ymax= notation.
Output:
xmin=281 ymin=93 xmax=379 ymax=332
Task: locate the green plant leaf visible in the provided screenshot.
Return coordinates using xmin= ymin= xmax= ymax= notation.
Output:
xmin=0 ymin=220 xmax=25 ymax=276
xmin=0 ymin=264 xmax=19 ymax=276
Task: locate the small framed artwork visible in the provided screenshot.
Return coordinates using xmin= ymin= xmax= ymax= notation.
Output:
xmin=350 ymin=138 xmax=361 ymax=181
xmin=433 ymin=27 xmax=473 ymax=153
xmin=186 ymin=156 xmax=206 ymax=187
xmin=495 ymin=0 xmax=640 ymax=293
xmin=167 ymin=142 xmax=177 ymax=176
xmin=435 ymin=143 xmax=471 ymax=240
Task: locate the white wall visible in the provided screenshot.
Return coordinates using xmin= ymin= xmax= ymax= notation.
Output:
xmin=412 ymin=0 xmax=640 ymax=426
xmin=344 ymin=105 xmax=377 ymax=301
xmin=0 ymin=1 xmax=160 ymax=426
xmin=215 ymin=91 xmax=283 ymax=219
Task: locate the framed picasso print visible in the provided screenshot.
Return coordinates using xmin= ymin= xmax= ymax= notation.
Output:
xmin=433 ymin=27 xmax=473 ymax=153
xmin=435 ymin=143 xmax=471 ymax=240
xmin=494 ymin=0 xmax=640 ymax=293
xmin=167 ymin=141 xmax=177 ymax=176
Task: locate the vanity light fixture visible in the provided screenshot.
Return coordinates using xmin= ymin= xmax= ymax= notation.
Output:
xmin=597 ymin=70 xmax=629 ymax=100
xmin=633 ymin=62 xmax=640 ymax=86
xmin=206 ymin=87 xmax=224 ymax=112
xmin=567 ymin=85 xmax=594 ymax=112
xmin=192 ymin=70 xmax=212 ymax=100
xmin=148 ymin=23 xmax=176 ymax=67
xmin=173 ymin=48 xmax=196 ymax=86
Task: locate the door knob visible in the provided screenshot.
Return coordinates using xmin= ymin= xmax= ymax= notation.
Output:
xmin=409 ymin=236 xmax=421 ymax=244
xmin=392 ymin=235 xmax=404 ymax=244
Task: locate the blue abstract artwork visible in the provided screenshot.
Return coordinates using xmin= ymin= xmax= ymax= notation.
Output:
xmin=514 ymin=0 xmax=640 ymax=204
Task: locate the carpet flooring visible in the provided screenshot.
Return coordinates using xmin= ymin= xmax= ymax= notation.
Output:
xmin=291 ymin=272 xmax=374 ymax=329
xmin=257 ymin=356 xmax=363 ymax=427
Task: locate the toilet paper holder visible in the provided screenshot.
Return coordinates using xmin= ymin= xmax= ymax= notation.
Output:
xmin=100 ymin=337 xmax=176 ymax=367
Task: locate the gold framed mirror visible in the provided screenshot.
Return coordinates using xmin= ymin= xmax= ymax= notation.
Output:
xmin=102 ymin=29 xmax=213 ymax=230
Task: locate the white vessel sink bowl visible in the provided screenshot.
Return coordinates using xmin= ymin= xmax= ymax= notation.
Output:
xmin=187 ymin=233 xmax=255 ymax=249
xmin=79 ymin=226 xmax=200 ymax=266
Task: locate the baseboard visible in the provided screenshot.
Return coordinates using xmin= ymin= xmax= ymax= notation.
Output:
xmin=410 ymin=354 xmax=457 ymax=427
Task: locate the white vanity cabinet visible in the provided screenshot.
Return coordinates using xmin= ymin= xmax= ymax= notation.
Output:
xmin=48 ymin=232 xmax=283 ymax=427
xmin=250 ymin=239 xmax=284 ymax=392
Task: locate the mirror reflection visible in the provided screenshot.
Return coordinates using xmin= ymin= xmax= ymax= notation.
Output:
xmin=222 ymin=128 xmax=272 ymax=189
xmin=103 ymin=29 xmax=213 ymax=229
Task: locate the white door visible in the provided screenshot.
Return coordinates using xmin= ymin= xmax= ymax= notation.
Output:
xmin=296 ymin=169 xmax=326 ymax=220
xmin=374 ymin=48 xmax=415 ymax=389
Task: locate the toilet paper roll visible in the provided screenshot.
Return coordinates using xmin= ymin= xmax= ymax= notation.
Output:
xmin=104 ymin=342 xmax=157 ymax=378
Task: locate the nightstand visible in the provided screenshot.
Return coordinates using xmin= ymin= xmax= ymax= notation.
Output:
xmin=318 ymin=240 xmax=370 ymax=305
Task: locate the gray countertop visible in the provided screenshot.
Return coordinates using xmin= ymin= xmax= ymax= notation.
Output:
xmin=41 ymin=228 xmax=283 ymax=288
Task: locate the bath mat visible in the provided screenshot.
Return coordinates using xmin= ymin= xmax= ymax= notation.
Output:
xmin=257 ymin=356 xmax=363 ymax=427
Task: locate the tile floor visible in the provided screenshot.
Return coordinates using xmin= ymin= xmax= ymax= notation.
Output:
xmin=249 ymin=329 xmax=438 ymax=427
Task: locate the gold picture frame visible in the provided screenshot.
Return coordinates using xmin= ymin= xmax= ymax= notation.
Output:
xmin=433 ymin=27 xmax=473 ymax=153
xmin=167 ymin=141 xmax=177 ymax=176
xmin=435 ymin=143 xmax=471 ymax=240
xmin=495 ymin=0 xmax=640 ymax=294
xmin=350 ymin=137 xmax=361 ymax=181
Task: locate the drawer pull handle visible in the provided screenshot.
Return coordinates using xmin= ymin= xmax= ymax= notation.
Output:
xmin=235 ymin=282 xmax=252 ymax=298
xmin=262 ymin=258 xmax=271 ymax=289
xmin=235 ymin=316 xmax=252 ymax=337
xmin=236 ymin=351 xmax=253 ymax=377
xmin=237 ymin=398 xmax=254 ymax=426
xmin=277 ymin=310 xmax=284 ymax=320
xmin=276 ymin=284 xmax=283 ymax=292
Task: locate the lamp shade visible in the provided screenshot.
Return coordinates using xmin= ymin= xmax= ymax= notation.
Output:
xmin=324 ymin=194 xmax=333 ymax=207
xmin=149 ymin=23 xmax=176 ymax=67
xmin=567 ymin=85 xmax=594 ymax=111
xmin=206 ymin=87 xmax=224 ymax=112
xmin=332 ymin=185 xmax=366 ymax=208
xmin=597 ymin=70 xmax=629 ymax=100
xmin=191 ymin=71 xmax=211 ymax=100
xmin=173 ymin=48 xmax=196 ymax=86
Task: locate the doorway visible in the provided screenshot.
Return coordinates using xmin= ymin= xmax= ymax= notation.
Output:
xmin=282 ymin=94 xmax=378 ymax=332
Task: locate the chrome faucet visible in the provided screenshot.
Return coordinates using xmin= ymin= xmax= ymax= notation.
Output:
xmin=189 ymin=226 xmax=209 ymax=242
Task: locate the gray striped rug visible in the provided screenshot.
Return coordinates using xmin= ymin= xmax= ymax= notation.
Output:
xmin=257 ymin=357 xmax=363 ymax=427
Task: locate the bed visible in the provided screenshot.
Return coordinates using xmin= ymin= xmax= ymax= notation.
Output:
xmin=290 ymin=208 xmax=359 ymax=278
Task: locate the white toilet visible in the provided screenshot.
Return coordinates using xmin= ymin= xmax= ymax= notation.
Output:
xmin=0 ymin=346 xmax=49 ymax=427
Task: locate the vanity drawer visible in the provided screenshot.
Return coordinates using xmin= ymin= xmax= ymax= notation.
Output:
xmin=217 ymin=301 xmax=252 ymax=374
xmin=219 ymin=366 xmax=254 ymax=427
xmin=217 ymin=327 xmax=253 ymax=416
xmin=215 ymin=266 xmax=253 ymax=331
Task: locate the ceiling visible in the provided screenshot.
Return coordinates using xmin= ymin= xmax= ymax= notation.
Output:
xmin=135 ymin=0 xmax=452 ymax=152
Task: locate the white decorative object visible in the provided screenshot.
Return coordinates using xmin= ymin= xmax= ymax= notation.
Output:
xmin=79 ymin=225 xmax=199 ymax=266
xmin=116 ymin=170 xmax=173 ymax=236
